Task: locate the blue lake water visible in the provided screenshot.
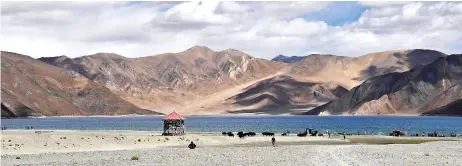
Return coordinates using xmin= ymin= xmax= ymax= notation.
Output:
xmin=1 ymin=116 xmax=462 ymax=135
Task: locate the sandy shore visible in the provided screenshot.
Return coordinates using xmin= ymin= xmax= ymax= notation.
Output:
xmin=1 ymin=130 xmax=462 ymax=165
xmin=1 ymin=130 xmax=351 ymax=155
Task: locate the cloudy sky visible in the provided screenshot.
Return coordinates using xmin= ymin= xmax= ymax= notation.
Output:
xmin=1 ymin=1 xmax=462 ymax=59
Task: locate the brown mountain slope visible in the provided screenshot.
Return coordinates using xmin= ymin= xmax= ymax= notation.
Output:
xmin=1 ymin=51 xmax=161 ymax=117
xmin=39 ymin=46 xmax=288 ymax=113
xmin=213 ymin=49 xmax=446 ymax=115
xmin=422 ymin=99 xmax=462 ymax=116
xmin=221 ymin=75 xmax=348 ymax=115
xmin=304 ymin=54 xmax=462 ymax=116
xmin=288 ymin=49 xmax=446 ymax=89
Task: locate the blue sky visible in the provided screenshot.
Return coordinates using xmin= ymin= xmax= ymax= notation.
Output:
xmin=306 ymin=2 xmax=369 ymax=26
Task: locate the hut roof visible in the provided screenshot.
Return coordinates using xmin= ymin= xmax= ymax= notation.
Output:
xmin=163 ymin=111 xmax=186 ymax=120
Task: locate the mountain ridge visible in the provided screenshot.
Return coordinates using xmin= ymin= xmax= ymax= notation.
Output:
xmin=303 ymin=54 xmax=462 ymax=116
xmin=3 ymin=47 xmax=458 ymax=116
xmin=1 ymin=51 xmax=162 ymax=117
xmin=38 ymin=46 xmax=288 ymax=114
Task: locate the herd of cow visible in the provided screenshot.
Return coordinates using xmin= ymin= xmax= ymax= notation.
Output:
xmin=221 ymin=128 xmax=322 ymax=138
xmin=222 ymin=132 xmax=259 ymax=138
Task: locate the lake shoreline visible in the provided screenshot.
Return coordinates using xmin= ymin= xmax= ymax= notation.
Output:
xmin=1 ymin=130 xmax=461 ymax=166
xmin=3 ymin=116 xmax=462 ymax=137
xmin=1 ymin=130 xmax=461 ymax=155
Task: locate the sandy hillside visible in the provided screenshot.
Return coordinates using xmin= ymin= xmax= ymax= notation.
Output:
xmin=1 ymin=51 xmax=161 ymax=117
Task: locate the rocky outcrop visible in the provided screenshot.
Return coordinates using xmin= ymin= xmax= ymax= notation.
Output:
xmin=304 ymin=54 xmax=462 ymax=116
xmin=422 ymin=99 xmax=462 ymax=116
xmin=271 ymin=55 xmax=304 ymax=64
xmin=1 ymin=51 xmax=161 ymax=117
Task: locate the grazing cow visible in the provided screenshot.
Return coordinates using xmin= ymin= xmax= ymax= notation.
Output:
xmin=222 ymin=132 xmax=227 ymax=136
xmin=244 ymin=132 xmax=256 ymax=137
xmin=297 ymin=133 xmax=307 ymax=137
xmin=281 ymin=133 xmax=287 ymax=136
xmin=237 ymin=132 xmax=245 ymax=138
xmin=227 ymin=132 xmax=234 ymax=137
xmin=310 ymin=131 xmax=318 ymax=136
xmin=297 ymin=128 xmax=308 ymax=137
xmin=262 ymin=132 xmax=274 ymax=136
xmin=162 ymin=133 xmax=173 ymax=136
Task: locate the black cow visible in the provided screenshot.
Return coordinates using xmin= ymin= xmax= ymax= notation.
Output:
xmin=244 ymin=132 xmax=256 ymax=137
xmin=227 ymin=132 xmax=234 ymax=137
xmin=310 ymin=131 xmax=318 ymax=136
xmin=237 ymin=132 xmax=245 ymax=138
xmin=222 ymin=132 xmax=227 ymax=136
xmin=262 ymin=132 xmax=274 ymax=136
xmin=297 ymin=128 xmax=310 ymax=137
xmin=297 ymin=132 xmax=307 ymax=137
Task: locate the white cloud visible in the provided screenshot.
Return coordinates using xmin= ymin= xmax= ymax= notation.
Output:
xmin=358 ymin=1 xmax=414 ymax=7
xmin=257 ymin=18 xmax=328 ymax=37
xmin=1 ymin=1 xmax=461 ymax=59
xmin=151 ymin=1 xmax=232 ymax=30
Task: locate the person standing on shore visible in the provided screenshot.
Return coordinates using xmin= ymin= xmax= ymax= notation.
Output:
xmin=343 ymin=132 xmax=346 ymax=140
xmin=271 ymin=136 xmax=276 ymax=147
xmin=327 ymin=130 xmax=331 ymax=138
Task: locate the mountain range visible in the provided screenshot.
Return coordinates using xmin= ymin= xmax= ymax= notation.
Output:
xmin=271 ymin=55 xmax=304 ymax=64
xmin=1 ymin=51 xmax=161 ymax=117
xmin=304 ymin=54 xmax=462 ymax=116
xmin=1 ymin=46 xmax=461 ymax=117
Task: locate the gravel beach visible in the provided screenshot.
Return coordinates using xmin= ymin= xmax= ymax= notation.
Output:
xmin=2 ymin=141 xmax=462 ymax=166
xmin=2 ymin=130 xmax=462 ymax=166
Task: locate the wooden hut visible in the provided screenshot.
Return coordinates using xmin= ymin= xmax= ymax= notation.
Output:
xmin=162 ymin=111 xmax=186 ymax=136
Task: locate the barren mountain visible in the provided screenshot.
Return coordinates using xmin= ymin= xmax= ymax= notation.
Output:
xmin=1 ymin=51 xmax=160 ymax=117
xmin=303 ymin=54 xmax=462 ymax=116
xmin=39 ymin=46 xmax=288 ymax=113
xmin=288 ymin=49 xmax=446 ymax=89
xmin=422 ymin=99 xmax=462 ymax=116
xmin=222 ymin=75 xmax=348 ymax=114
xmin=271 ymin=55 xmax=304 ymax=64
xmin=37 ymin=48 xmax=449 ymax=115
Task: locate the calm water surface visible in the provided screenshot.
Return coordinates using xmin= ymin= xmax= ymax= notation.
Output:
xmin=2 ymin=116 xmax=462 ymax=135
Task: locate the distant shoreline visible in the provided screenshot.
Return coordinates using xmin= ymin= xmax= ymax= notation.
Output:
xmin=3 ymin=113 xmax=461 ymax=119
